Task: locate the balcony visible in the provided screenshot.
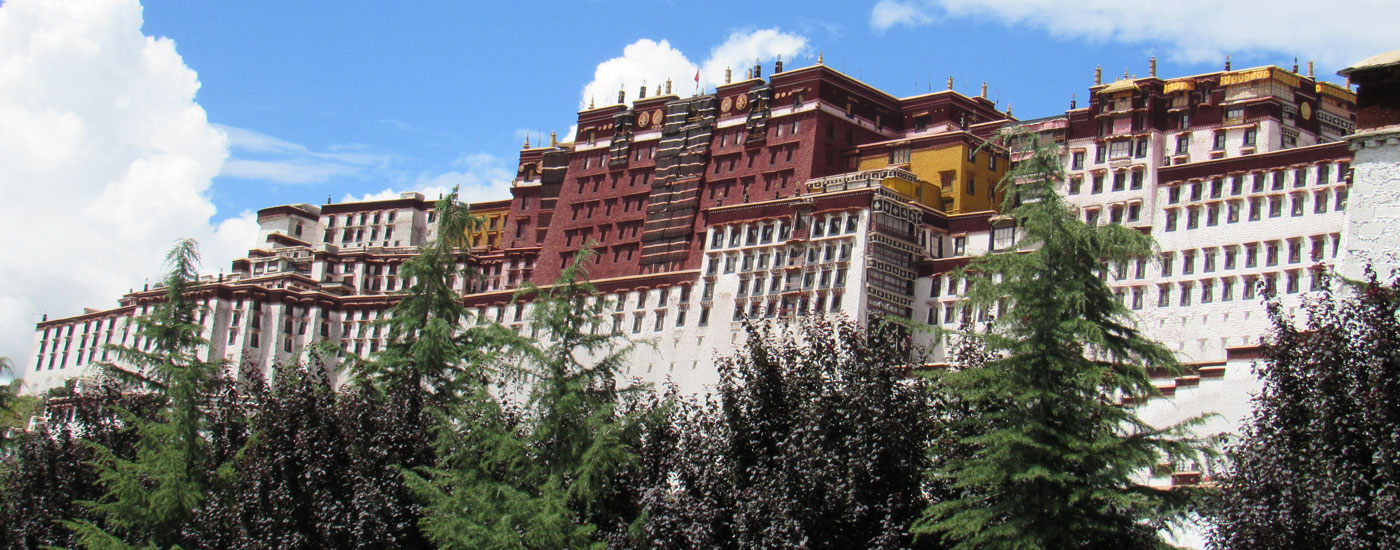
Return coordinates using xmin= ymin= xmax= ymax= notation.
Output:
xmin=806 ymin=168 xmax=920 ymax=194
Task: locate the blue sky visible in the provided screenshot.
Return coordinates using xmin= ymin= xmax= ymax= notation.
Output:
xmin=0 ymin=0 xmax=1393 ymax=366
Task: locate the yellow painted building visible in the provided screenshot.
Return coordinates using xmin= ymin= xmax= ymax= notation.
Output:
xmin=467 ymin=200 xmax=511 ymax=249
xmin=855 ymin=136 xmax=1008 ymax=214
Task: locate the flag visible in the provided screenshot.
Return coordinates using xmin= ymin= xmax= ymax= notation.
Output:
xmin=694 ymin=70 xmax=700 ymax=84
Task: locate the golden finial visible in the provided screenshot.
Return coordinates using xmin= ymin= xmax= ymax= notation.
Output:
xmin=550 ymin=130 xmax=557 ymax=147
xmin=980 ymin=81 xmax=988 ymax=99
xmin=817 ymin=51 xmax=823 ymax=65
xmin=946 ymin=75 xmax=953 ymax=90
xmin=523 ymin=132 xmax=530 ymax=149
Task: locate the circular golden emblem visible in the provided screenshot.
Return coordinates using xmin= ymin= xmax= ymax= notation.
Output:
xmin=1301 ymin=102 xmax=1312 ymax=120
xmin=721 ymin=97 xmax=733 ymax=113
xmin=735 ymin=94 xmax=749 ymax=110
xmin=637 ymin=111 xmax=650 ymax=127
xmin=652 ymin=110 xmax=663 ymax=127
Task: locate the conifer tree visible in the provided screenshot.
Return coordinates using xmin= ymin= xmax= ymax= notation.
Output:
xmin=1208 ymin=271 xmax=1400 ymax=548
xmin=356 ymin=187 xmax=516 ymax=409
xmin=406 ymin=246 xmax=647 ymax=548
xmin=347 ymin=187 xmax=518 ymax=547
xmin=917 ymin=131 xmax=1212 ymax=549
xmin=62 ymin=239 xmax=231 ymax=549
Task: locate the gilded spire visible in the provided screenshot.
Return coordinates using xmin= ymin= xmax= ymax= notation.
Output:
xmin=550 ymin=130 xmax=557 ymax=148
xmin=523 ymin=132 xmax=530 ymax=149
xmin=946 ymin=75 xmax=953 ymax=90
xmin=817 ymin=51 xmax=823 ymax=65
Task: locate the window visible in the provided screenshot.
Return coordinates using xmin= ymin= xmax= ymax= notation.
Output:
xmin=1244 ymin=277 xmax=1258 ymax=299
xmin=1273 ymin=171 xmax=1286 ymax=190
xmin=1180 ymin=282 xmax=1193 ymax=306
xmin=1222 ymin=278 xmax=1235 ymax=301
xmin=1176 ymin=134 xmax=1190 ymax=155
xmin=1092 ymin=174 xmax=1104 ymax=194
xmin=992 ymin=226 xmax=1016 ymax=251
xmin=1227 ymin=201 xmax=1240 ymax=223
xmin=1127 ymin=203 xmax=1141 ymax=223
xmin=1191 ymin=183 xmax=1203 ymax=202
xmin=953 ymin=236 xmax=967 ymax=256
xmin=1109 ymin=140 xmax=1131 ymax=158
xmin=1231 ymin=176 xmax=1244 ymax=195
xmin=1113 ymin=172 xmax=1126 ymax=192
xmin=1294 ymin=169 xmax=1307 ymax=188
xmin=1249 ymin=198 xmax=1262 ymax=221
xmin=1183 ymin=251 xmax=1196 ymax=275
xmin=1207 ymin=204 xmax=1220 ymax=226
xmin=1253 ymin=173 xmax=1266 ymax=192
xmin=1289 ymin=240 xmax=1302 ymax=264
xmin=1085 ymin=209 xmax=1100 ymax=227
xmin=1318 ymin=164 xmax=1331 ymax=184
xmin=1245 ymin=244 xmax=1258 ymax=268
xmin=1095 ymin=145 xmax=1107 ymax=163
xmin=1186 ymin=207 xmax=1199 ymax=229
xmin=1291 ymin=195 xmax=1306 ymax=217
xmin=1269 ymin=197 xmax=1283 ymax=218
xmin=1204 ymin=250 xmax=1217 ymax=272
xmin=1072 ymin=151 xmax=1085 ymax=170
xmin=1161 ymin=253 xmax=1174 ymax=276
xmin=1287 ymin=271 xmax=1300 ymax=294
xmin=1243 ymin=128 xmax=1257 ymax=146
xmin=1315 ymin=192 xmax=1329 ymax=213
xmin=965 ymin=176 xmax=975 ymax=195
xmin=1213 ymin=131 xmax=1227 ymax=150
xmin=1168 ymin=186 xmax=1181 ymax=204
xmin=1069 ymin=176 xmax=1083 ymax=195
xmin=1266 ymin=242 xmax=1279 ymax=266
xmin=1210 ymin=179 xmax=1224 ymax=198
xmin=889 ymin=147 xmax=911 ymax=164
xmin=1159 ymin=284 xmax=1172 ymax=307
xmin=1131 ymin=171 xmax=1144 ymax=190
xmin=1135 ymin=139 xmax=1149 ymax=158
xmin=1225 ymin=247 xmax=1238 ymax=269
xmin=1336 ymin=189 xmax=1348 ymax=210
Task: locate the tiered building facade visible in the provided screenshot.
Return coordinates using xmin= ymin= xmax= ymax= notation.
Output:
xmin=26 ymin=56 xmax=1388 ymax=476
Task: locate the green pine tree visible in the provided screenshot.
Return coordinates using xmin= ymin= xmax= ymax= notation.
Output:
xmin=63 ymin=239 xmax=229 ymax=549
xmin=917 ymin=130 xmax=1213 ymax=549
xmin=356 ymin=187 xmax=518 ymax=409
xmin=406 ymin=245 xmax=648 ymax=549
xmin=347 ymin=187 xmax=519 ymax=547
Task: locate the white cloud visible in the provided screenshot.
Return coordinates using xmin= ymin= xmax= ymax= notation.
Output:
xmin=870 ymin=0 xmax=1394 ymax=67
xmin=870 ymin=1 xmax=936 ymax=33
xmin=342 ymin=152 xmax=514 ymax=205
xmin=0 ymin=0 xmax=257 ymax=365
xmin=217 ymin=124 xmax=386 ymax=184
xmin=578 ymin=29 xmax=810 ymax=110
